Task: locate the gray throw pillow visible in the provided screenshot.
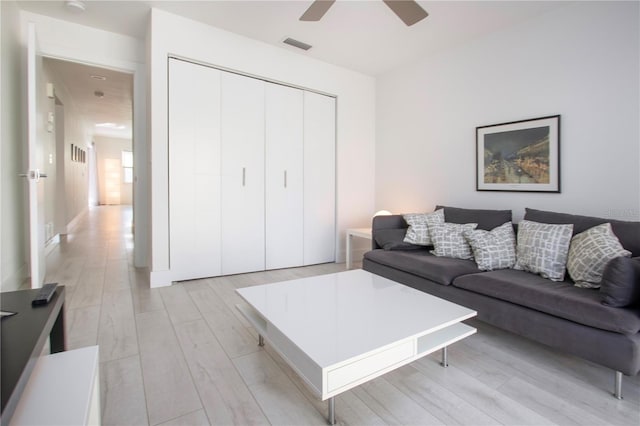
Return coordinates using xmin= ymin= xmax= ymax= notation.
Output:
xmin=514 ymin=220 xmax=573 ymax=281
xmin=600 ymin=257 xmax=640 ymax=307
xmin=463 ymin=222 xmax=516 ymax=271
xmin=403 ymin=209 xmax=444 ymax=246
xmin=430 ymin=222 xmax=478 ymax=260
xmin=567 ymin=223 xmax=631 ymax=288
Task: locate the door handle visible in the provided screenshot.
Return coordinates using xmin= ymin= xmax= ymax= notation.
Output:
xmin=18 ymin=170 xmax=47 ymax=180
xmin=242 ymin=167 xmax=246 ymax=187
xmin=284 ymin=170 xmax=287 ymax=188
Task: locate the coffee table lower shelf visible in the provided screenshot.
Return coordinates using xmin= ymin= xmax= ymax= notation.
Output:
xmin=236 ymin=303 xmax=476 ymax=425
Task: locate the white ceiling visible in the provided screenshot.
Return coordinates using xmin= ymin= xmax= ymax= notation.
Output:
xmin=18 ymin=0 xmax=570 ymax=76
xmin=44 ymin=57 xmax=133 ymax=139
xmin=19 ymin=1 xmax=570 ymax=141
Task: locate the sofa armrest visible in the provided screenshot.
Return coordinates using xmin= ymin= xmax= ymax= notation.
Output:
xmin=371 ymin=215 xmax=408 ymax=249
xmin=600 ymin=256 xmax=640 ymax=308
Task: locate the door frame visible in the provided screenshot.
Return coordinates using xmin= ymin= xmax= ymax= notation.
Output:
xmin=24 ymin=20 xmax=148 ymax=271
xmin=26 ymin=23 xmax=46 ymax=287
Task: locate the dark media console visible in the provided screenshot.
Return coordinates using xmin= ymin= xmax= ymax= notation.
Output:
xmin=0 ymin=286 xmax=66 ymax=425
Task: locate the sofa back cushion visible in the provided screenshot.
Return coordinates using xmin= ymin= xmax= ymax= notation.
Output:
xmin=436 ymin=205 xmax=512 ymax=231
xmin=524 ymin=208 xmax=640 ymax=256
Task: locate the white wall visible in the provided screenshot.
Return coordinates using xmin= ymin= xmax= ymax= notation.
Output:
xmin=148 ymin=8 xmax=376 ymax=286
xmin=61 ymin=107 xmax=89 ymax=226
xmin=376 ymin=1 xmax=640 ymax=222
xmin=40 ymin=60 xmax=57 ymax=242
xmin=1 ymin=0 xmax=28 ymax=291
xmin=19 ymin=10 xmax=148 ymax=267
xmin=36 ymin=59 xmax=94 ymax=239
xmin=94 ymin=136 xmax=133 ymax=205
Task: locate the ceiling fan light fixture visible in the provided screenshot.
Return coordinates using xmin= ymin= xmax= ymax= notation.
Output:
xmin=283 ymin=37 xmax=313 ymax=51
xmin=65 ymin=1 xmax=86 ymax=13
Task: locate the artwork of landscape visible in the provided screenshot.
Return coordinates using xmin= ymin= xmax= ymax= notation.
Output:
xmin=483 ymin=126 xmax=550 ymax=184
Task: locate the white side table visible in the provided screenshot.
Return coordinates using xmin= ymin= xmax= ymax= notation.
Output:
xmin=346 ymin=228 xmax=372 ymax=269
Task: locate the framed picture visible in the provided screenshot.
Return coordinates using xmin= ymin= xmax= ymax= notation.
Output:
xmin=476 ymin=115 xmax=560 ymax=192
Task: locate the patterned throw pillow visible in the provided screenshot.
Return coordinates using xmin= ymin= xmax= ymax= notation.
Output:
xmin=567 ymin=223 xmax=631 ymax=288
xmin=403 ymin=209 xmax=444 ymax=246
xmin=463 ymin=222 xmax=516 ymax=271
xmin=514 ymin=220 xmax=574 ymax=281
xmin=430 ymin=222 xmax=478 ymax=260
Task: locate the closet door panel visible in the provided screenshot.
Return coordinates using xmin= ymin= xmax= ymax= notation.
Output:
xmin=168 ymin=59 xmax=221 ymax=280
xmin=220 ymin=71 xmax=266 ymax=275
xmin=303 ymin=92 xmax=336 ymax=265
xmin=265 ymin=83 xmax=304 ymax=270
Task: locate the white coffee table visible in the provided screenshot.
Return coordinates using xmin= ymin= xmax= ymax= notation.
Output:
xmin=236 ymin=269 xmax=476 ymax=424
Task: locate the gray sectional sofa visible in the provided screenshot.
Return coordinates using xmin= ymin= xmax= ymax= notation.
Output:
xmin=363 ymin=206 xmax=640 ymax=398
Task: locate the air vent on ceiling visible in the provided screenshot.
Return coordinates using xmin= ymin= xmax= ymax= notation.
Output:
xmin=283 ymin=37 xmax=312 ymax=51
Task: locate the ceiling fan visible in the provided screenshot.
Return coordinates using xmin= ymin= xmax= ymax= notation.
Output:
xmin=300 ymin=0 xmax=428 ymax=27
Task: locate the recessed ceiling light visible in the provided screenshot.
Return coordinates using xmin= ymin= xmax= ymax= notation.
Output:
xmin=96 ymin=123 xmax=126 ymax=130
xmin=90 ymin=75 xmax=107 ymax=81
xmin=94 ymin=90 xmax=104 ymax=98
xmin=65 ymin=1 xmax=86 ymax=13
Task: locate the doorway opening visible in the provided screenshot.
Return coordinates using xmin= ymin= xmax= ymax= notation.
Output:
xmin=41 ymin=57 xmax=134 ymax=269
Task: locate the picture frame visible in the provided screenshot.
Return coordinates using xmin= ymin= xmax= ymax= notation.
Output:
xmin=476 ymin=115 xmax=560 ymax=193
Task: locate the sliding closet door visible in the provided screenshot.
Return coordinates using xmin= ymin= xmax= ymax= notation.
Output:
xmin=265 ymin=83 xmax=304 ymax=269
xmin=168 ymin=59 xmax=222 ymax=280
xmin=303 ymin=92 xmax=336 ymax=265
xmin=220 ymin=71 xmax=265 ymax=275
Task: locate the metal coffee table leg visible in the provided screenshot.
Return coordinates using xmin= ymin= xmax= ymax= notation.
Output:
xmin=328 ymin=397 xmax=336 ymax=425
xmin=441 ymin=346 xmax=448 ymax=367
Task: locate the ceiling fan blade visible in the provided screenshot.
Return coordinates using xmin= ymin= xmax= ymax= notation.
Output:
xmin=300 ymin=0 xmax=336 ymax=21
xmin=382 ymin=0 xmax=428 ymax=26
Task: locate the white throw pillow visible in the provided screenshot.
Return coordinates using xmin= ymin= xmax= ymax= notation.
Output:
xmin=567 ymin=223 xmax=631 ymax=288
xmin=430 ymin=222 xmax=478 ymax=260
xmin=464 ymin=222 xmax=517 ymax=271
xmin=403 ymin=209 xmax=444 ymax=246
xmin=514 ymin=220 xmax=573 ymax=281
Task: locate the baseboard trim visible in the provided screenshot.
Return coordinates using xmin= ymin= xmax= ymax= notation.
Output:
xmin=44 ymin=234 xmax=60 ymax=257
xmin=149 ymin=269 xmax=173 ymax=288
xmin=66 ymin=207 xmax=88 ymax=234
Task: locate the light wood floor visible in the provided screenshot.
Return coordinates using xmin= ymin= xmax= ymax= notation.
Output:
xmin=42 ymin=205 xmax=639 ymax=425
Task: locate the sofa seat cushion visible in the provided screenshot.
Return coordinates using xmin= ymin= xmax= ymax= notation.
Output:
xmin=364 ymin=249 xmax=480 ymax=285
xmin=452 ymin=269 xmax=640 ymax=335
